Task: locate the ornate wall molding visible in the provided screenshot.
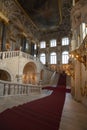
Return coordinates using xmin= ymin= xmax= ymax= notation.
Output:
xmin=1 ymin=0 xmax=39 ymax=43
xmin=71 ymin=0 xmax=87 ymax=30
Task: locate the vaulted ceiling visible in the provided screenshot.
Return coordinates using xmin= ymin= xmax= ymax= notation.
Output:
xmin=17 ymin=0 xmax=72 ymax=38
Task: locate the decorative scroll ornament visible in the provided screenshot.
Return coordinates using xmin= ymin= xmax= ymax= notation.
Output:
xmin=69 ymin=35 xmax=87 ymax=70
xmin=62 ymin=63 xmax=74 ymax=78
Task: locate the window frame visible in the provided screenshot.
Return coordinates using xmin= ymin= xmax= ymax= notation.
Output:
xmin=40 ymin=41 xmax=46 ymax=48
xmin=62 ymin=37 xmax=69 ymax=46
xmin=50 ymin=39 xmax=57 ymax=47
xmin=40 ymin=53 xmax=46 ymax=64
xmin=62 ymin=51 xmax=69 ymax=64
xmin=50 ymin=52 xmax=57 ymax=64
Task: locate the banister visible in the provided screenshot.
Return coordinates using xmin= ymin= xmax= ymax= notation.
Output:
xmin=0 ymin=80 xmax=42 ymax=97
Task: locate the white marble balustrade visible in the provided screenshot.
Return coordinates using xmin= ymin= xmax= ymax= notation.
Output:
xmin=0 ymin=80 xmax=42 ymax=97
xmin=0 ymin=51 xmax=20 ymax=59
xmin=0 ymin=51 xmax=41 ymax=63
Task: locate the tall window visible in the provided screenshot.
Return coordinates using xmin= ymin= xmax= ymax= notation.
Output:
xmin=62 ymin=51 xmax=69 ymax=64
xmin=40 ymin=41 xmax=46 ymax=48
xmin=34 ymin=44 xmax=37 ymax=50
xmin=82 ymin=23 xmax=87 ymax=40
xmin=62 ymin=37 xmax=69 ymax=46
xmin=50 ymin=52 xmax=57 ymax=64
xmin=50 ymin=39 xmax=57 ymax=47
xmin=40 ymin=53 xmax=46 ymax=64
xmin=26 ymin=42 xmax=29 ymax=49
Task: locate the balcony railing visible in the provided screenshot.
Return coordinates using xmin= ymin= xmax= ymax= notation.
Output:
xmin=0 ymin=50 xmax=40 ymax=61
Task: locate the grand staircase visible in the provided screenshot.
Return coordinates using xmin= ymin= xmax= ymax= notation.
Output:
xmin=0 ymin=73 xmax=67 ymax=130
xmin=0 ymin=73 xmax=87 ymax=130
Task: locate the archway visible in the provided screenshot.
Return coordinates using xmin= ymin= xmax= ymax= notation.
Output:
xmin=0 ymin=69 xmax=11 ymax=81
xmin=23 ymin=62 xmax=37 ymax=84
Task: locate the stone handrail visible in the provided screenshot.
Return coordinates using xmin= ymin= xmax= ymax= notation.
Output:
xmin=0 ymin=50 xmax=41 ymax=62
xmin=20 ymin=51 xmax=40 ymax=61
xmin=0 ymin=80 xmax=42 ymax=97
xmin=0 ymin=51 xmax=20 ymax=59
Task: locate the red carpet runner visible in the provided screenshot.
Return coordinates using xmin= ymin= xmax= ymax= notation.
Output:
xmin=0 ymin=73 xmax=70 ymax=130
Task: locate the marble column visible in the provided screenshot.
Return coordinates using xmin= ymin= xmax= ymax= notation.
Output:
xmin=36 ymin=44 xmax=39 ymax=57
xmin=36 ymin=72 xmax=40 ymax=85
xmin=31 ymin=42 xmax=34 ymax=56
xmin=74 ymin=60 xmax=82 ymax=101
xmin=1 ymin=22 xmax=7 ymax=51
xmin=73 ymin=0 xmax=75 ymax=6
xmin=22 ymin=37 xmax=26 ymax=52
xmin=71 ymin=76 xmax=75 ymax=97
xmin=71 ymin=39 xmax=77 ymax=51
xmin=46 ymin=47 xmax=49 ymax=67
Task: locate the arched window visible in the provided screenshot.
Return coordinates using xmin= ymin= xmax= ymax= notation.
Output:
xmin=40 ymin=53 xmax=46 ymax=64
xmin=62 ymin=51 xmax=69 ymax=64
xmin=40 ymin=41 xmax=46 ymax=48
xmin=62 ymin=37 xmax=69 ymax=46
xmin=50 ymin=39 xmax=57 ymax=47
xmin=50 ymin=52 xmax=57 ymax=64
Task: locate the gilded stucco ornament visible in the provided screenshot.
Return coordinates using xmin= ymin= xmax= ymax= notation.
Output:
xmin=70 ymin=35 xmax=87 ymax=70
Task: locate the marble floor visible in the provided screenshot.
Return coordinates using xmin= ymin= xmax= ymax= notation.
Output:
xmin=0 ymin=91 xmax=87 ymax=130
xmin=59 ymin=94 xmax=87 ymax=130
